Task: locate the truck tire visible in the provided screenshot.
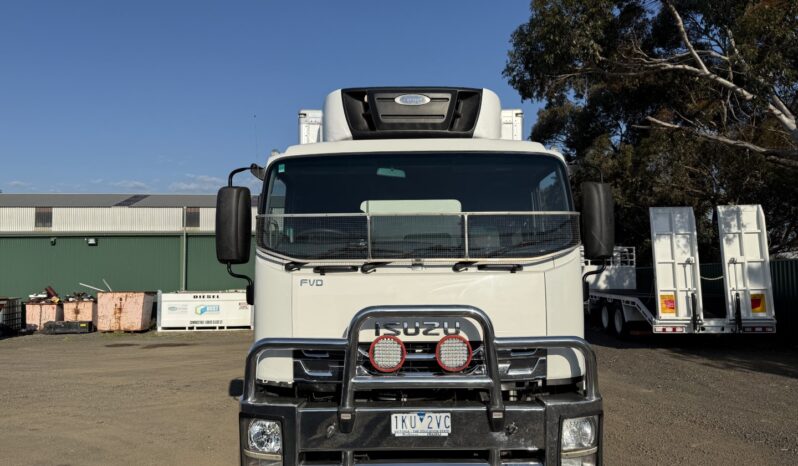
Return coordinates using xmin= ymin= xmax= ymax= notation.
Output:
xmin=600 ymin=304 xmax=612 ymax=333
xmin=613 ymin=307 xmax=629 ymax=338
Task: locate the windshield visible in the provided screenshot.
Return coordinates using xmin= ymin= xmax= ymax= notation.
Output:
xmin=258 ymin=152 xmax=578 ymax=260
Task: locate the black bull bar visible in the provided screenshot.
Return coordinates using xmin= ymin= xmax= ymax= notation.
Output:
xmin=241 ymin=305 xmax=601 ymax=462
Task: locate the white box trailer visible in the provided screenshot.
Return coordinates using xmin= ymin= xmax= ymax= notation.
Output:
xmin=587 ymin=205 xmax=777 ymax=335
xmin=157 ymin=290 xmax=253 ymax=331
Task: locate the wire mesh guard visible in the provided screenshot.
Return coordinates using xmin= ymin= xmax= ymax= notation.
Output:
xmin=257 ymin=213 xmax=579 ymax=260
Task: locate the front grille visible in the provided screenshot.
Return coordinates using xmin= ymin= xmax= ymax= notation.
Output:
xmin=358 ymin=342 xmax=483 ymax=376
xmin=291 ymin=344 xmax=546 ymax=390
xmin=298 ymin=449 xmax=545 ymax=465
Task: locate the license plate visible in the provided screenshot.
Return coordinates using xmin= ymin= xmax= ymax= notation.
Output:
xmin=391 ymin=412 xmax=451 ymax=437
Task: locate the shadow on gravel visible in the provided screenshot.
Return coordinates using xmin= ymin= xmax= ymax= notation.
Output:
xmin=585 ymin=325 xmax=798 ymax=380
xmin=103 ymin=342 xmax=196 ymax=349
xmin=140 ymin=343 xmax=195 ymax=349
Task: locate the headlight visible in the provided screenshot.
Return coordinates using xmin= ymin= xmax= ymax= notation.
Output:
xmin=436 ymin=335 xmax=472 ymax=372
xmin=248 ymin=419 xmax=282 ymax=454
xmin=369 ymin=335 xmax=406 ymax=372
xmin=561 ymin=416 xmax=597 ymax=451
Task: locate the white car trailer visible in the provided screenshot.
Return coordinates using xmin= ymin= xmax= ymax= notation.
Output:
xmin=587 ymin=205 xmax=777 ymax=336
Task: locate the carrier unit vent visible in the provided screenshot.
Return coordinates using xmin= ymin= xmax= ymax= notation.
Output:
xmin=340 ymin=87 xmax=482 ymax=139
xmin=313 ymin=87 xmax=506 ymax=142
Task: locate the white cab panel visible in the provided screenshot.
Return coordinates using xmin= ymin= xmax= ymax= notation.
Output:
xmin=254 ymin=248 xmax=584 ymax=383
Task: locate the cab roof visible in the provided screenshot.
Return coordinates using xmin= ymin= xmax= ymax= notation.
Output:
xmin=275 ymin=138 xmax=562 ymax=164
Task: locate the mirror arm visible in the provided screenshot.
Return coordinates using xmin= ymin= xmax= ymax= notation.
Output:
xmin=227 ymin=262 xmax=254 ymax=305
xmin=221 ymin=164 xmax=262 ymax=305
xmin=227 ymin=263 xmax=253 ymax=288
xmin=227 ymin=163 xmax=266 ymax=186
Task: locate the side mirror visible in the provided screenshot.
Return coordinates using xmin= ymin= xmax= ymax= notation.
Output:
xmin=228 ymin=378 xmax=244 ymax=398
xmin=216 ymin=186 xmax=252 ymax=264
xmin=581 ymin=181 xmax=615 ymax=261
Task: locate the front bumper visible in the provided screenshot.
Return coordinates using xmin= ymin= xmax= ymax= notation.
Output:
xmin=239 ymin=306 xmax=602 ymax=465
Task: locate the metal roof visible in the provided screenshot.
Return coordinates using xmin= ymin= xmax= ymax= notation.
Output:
xmin=0 ymin=194 xmax=259 ymax=208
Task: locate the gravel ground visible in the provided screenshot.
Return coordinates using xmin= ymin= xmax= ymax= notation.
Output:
xmin=0 ymin=328 xmax=796 ymax=465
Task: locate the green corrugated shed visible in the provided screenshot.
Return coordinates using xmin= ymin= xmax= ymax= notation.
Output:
xmin=0 ymin=234 xmax=255 ymax=299
xmin=770 ymin=260 xmax=798 ymax=340
xmin=185 ymin=235 xmax=256 ymax=290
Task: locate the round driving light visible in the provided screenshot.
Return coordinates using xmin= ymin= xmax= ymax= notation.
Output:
xmin=435 ymin=335 xmax=472 ymax=372
xmin=369 ymin=335 xmax=406 ymax=372
xmin=248 ymin=419 xmax=282 ymax=454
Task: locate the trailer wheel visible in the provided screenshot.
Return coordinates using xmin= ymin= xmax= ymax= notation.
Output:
xmin=600 ymin=304 xmax=612 ymax=333
xmin=613 ymin=307 xmax=629 ymax=338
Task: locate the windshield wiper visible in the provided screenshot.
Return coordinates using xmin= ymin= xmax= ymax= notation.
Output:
xmin=452 ymin=261 xmax=523 ymax=273
xmin=361 ymin=262 xmax=392 ymax=274
xmin=313 ymin=265 xmax=359 ymax=275
xmin=477 ymin=263 xmax=523 ymax=273
xmin=452 ymin=261 xmax=477 ymax=272
xmin=284 ymin=261 xmax=307 ymax=272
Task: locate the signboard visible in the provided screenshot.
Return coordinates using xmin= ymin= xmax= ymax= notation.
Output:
xmin=157 ymin=290 xmax=253 ymax=331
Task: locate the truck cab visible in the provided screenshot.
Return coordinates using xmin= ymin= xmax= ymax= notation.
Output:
xmin=217 ymin=87 xmax=613 ymax=466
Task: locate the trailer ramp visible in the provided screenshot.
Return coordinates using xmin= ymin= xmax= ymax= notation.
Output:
xmin=717 ymin=205 xmax=777 ymax=333
xmin=649 ymin=207 xmax=705 ymax=332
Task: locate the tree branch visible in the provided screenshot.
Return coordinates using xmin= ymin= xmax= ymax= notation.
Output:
xmin=638 ymin=116 xmax=798 ymax=168
xmin=664 ymin=0 xmax=709 ymax=73
xmin=622 ymin=58 xmax=798 ymax=140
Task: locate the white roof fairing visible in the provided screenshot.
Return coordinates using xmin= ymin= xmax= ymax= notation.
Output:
xmin=271 ymin=138 xmax=563 ymax=166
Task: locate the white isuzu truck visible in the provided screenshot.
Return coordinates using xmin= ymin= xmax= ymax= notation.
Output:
xmin=216 ymin=87 xmax=615 ymax=466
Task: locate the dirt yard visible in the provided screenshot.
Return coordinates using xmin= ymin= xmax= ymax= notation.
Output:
xmin=1 ymin=328 xmax=796 ymax=465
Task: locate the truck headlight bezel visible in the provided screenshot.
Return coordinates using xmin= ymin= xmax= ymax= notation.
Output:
xmin=247 ymin=419 xmax=283 ymax=455
xmin=560 ymin=415 xmax=598 ymax=452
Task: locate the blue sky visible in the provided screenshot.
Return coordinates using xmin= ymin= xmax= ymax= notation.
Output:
xmin=0 ymin=1 xmax=541 ymax=194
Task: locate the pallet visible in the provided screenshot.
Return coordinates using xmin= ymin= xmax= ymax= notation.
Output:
xmin=41 ymin=321 xmax=94 ymax=334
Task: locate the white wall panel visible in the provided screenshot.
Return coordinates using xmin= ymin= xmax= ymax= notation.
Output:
xmin=2 ymin=206 xmax=258 ymax=234
xmin=0 ymin=208 xmax=35 ymax=232
xmin=197 ymin=207 xmax=256 ymax=233
xmin=198 ymin=207 xmax=215 ymax=232
xmin=52 ymin=207 xmax=183 ymax=232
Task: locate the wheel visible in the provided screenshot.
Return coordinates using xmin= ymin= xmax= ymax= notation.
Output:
xmin=600 ymin=304 xmax=612 ymax=333
xmin=613 ymin=307 xmax=629 ymax=338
